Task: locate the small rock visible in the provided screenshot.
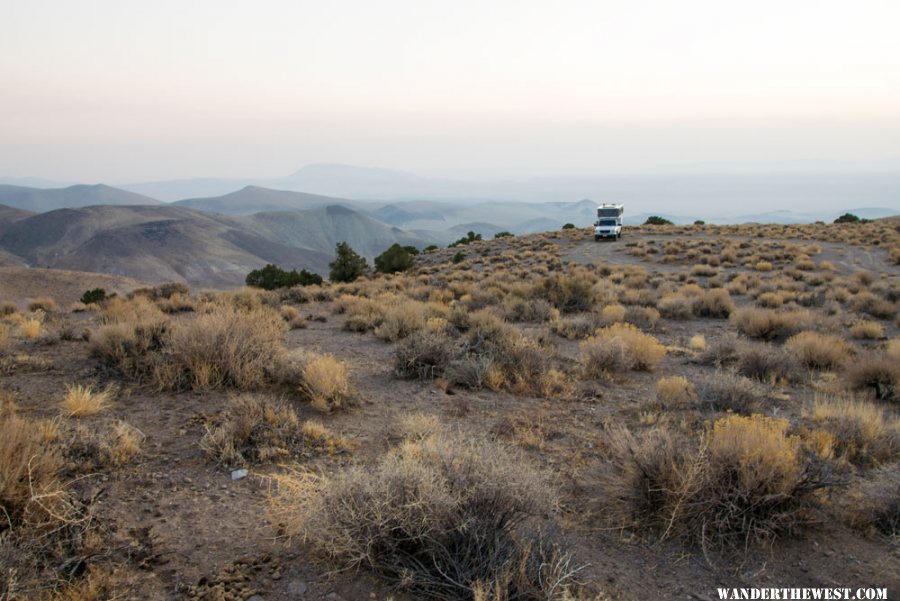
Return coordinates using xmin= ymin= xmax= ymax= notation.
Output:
xmin=231 ymin=469 xmax=249 ymax=481
xmin=287 ymin=581 xmax=307 ymax=597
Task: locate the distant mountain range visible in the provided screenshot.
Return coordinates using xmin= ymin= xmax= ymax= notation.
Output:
xmin=0 ymin=203 xmax=429 ymax=288
xmin=0 ymin=184 xmax=159 ymax=212
xmin=0 ymin=167 xmax=897 ymax=289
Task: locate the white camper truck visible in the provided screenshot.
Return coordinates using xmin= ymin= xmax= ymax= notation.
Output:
xmin=594 ymin=203 xmax=624 ymax=240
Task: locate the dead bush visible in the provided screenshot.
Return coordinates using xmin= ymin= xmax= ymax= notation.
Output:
xmin=201 ymin=395 xmax=349 ymax=466
xmin=785 ymin=332 xmax=853 ymax=370
xmin=268 ymin=429 xmax=575 ymax=600
xmin=600 ymin=415 xmax=834 ymax=549
xmin=658 ymin=295 xmax=694 ymax=320
xmin=695 ymin=334 xmax=742 ymax=368
xmin=730 ymin=308 xmax=813 ymax=341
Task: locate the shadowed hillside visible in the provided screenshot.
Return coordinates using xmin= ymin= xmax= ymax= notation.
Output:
xmin=0 ymin=183 xmax=161 ymax=212
xmin=173 ymin=185 xmax=361 ymax=215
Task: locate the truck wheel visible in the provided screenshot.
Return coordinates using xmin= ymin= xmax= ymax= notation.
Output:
xmin=594 ymin=235 xmax=600 ymax=241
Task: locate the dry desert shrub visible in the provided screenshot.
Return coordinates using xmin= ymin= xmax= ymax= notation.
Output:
xmin=0 ymin=323 xmax=9 ymax=353
xmin=532 ymin=271 xmax=595 ymax=313
xmin=298 ymin=353 xmax=356 ymax=412
xmin=600 ymin=415 xmax=834 ymax=549
xmin=394 ymin=328 xmax=458 ymax=380
xmin=736 ymin=341 xmax=802 ymax=384
xmin=844 ymin=353 xmax=900 ymax=402
xmin=551 ymin=314 xmax=603 ymax=340
xmin=694 ymin=371 xmax=764 ymax=414
xmin=165 ymin=303 xmax=285 ymax=390
xmin=806 ymin=396 xmax=899 ymax=466
xmin=840 ymin=466 xmax=900 ymax=536
xmin=502 ymin=296 xmax=558 ymax=323
xmin=730 ymin=307 xmax=816 ymax=341
xmin=156 ymin=291 xmax=195 ymax=314
xmin=19 ymin=318 xmax=42 ymax=340
xmin=99 ymin=295 xmax=163 ymax=325
xmin=61 ymin=384 xmax=114 ymax=417
xmin=623 ymin=306 xmax=660 ymax=330
xmin=201 ymin=395 xmax=349 ymax=466
xmin=374 ymin=298 xmax=428 ymax=341
xmin=91 ymin=303 xmax=286 ymax=391
xmin=268 ymin=429 xmax=576 ymax=600
xmin=100 ymin=421 xmax=145 ymax=467
xmin=848 ymin=320 xmax=884 ymax=340
xmin=693 ymin=288 xmax=734 ymax=318
xmin=0 ymin=301 xmax=17 ymax=316
xmin=27 ymin=296 xmax=57 ymax=313
xmin=657 ymin=294 xmax=694 ymax=320
xmin=599 ymin=304 xmax=627 ymax=324
xmin=688 ymin=334 xmax=706 ymax=351
xmin=785 ymin=331 xmax=853 ymax=370
xmin=849 ymin=291 xmax=896 ymax=320
xmin=279 ymin=305 xmax=307 ymax=329
xmin=0 ymin=412 xmax=70 ymax=530
xmin=655 ymin=376 xmax=696 ymax=405
xmin=580 ymin=323 xmax=665 ymax=378
xmin=756 ymin=292 xmax=784 ymax=308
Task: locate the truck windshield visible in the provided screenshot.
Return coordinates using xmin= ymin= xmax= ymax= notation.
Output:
xmin=598 ymin=219 xmax=617 ymax=226
xmin=597 ymin=208 xmax=622 ymax=217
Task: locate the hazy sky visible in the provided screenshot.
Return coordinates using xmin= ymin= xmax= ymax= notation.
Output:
xmin=2 ymin=0 xmax=900 ymax=182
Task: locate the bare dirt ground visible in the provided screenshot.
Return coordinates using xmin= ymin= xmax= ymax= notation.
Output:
xmin=2 ymin=223 xmax=899 ymax=600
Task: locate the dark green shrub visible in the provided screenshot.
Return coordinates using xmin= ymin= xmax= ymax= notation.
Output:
xmin=562 ymin=223 xmax=575 ymax=230
xmin=246 ymin=264 xmax=322 ymax=290
xmin=449 ymin=231 xmax=481 ymax=248
xmin=452 ymin=252 xmax=465 ymax=264
xmin=494 ymin=231 xmax=513 ymax=239
xmin=423 ymin=245 xmax=439 ymax=252
xmin=329 ymin=242 xmax=368 ymax=283
xmin=374 ymin=244 xmax=414 ymax=274
xmin=644 ymin=216 xmax=673 ymax=225
xmin=80 ymin=288 xmax=107 ymax=305
xmin=834 ymin=213 xmax=862 ymax=224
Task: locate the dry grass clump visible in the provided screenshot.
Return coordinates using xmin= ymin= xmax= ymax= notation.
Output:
xmin=849 ymin=320 xmax=884 ymax=339
xmin=201 ymin=395 xmax=349 ymax=466
xmin=298 ymin=353 xmax=356 ymax=412
xmin=19 ymin=318 xmax=42 ymax=340
xmin=600 ymin=415 xmax=834 ymax=548
xmin=268 ymin=428 xmax=576 ymax=600
xmin=551 ymin=314 xmax=603 ymax=340
xmin=694 ymin=371 xmax=764 ymax=414
xmin=0 ymin=323 xmax=9 ymax=354
xmin=657 ymin=295 xmax=694 ymax=320
xmin=27 ymin=296 xmax=57 ymax=313
xmin=849 ymin=291 xmax=896 ymax=320
xmin=99 ymin=295 xmax=163 ymax=325
xmin=655 ymin=376 xmax=696 ymax=405
xmin=806 ymin=397 xmax=899 ymax=466
xmin=785 ymin=331 xmax=853 ymax=370
xmin=92 ymin=303 xmax=286 ymax=391
xmin=844 ymin=353 xmax=900 ymax=402
xmin=0 ymin=412 xmax=69 ymax=530
xmin=580 ymin=323 xmax=665 ymax=378
xmin=100 ymin=421 xmax=145 ymax=467
xmin=502 ymin=296 xmax=557 ymax=323
xmin=61 ymin=384 xmax=114 ymax=417
xmin=279 ymin=305 xmax=307 ymax=329
xmin=688 ymin=334 xmax=706 ymax=351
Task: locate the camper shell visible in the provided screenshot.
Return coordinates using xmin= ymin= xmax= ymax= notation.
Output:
xmin=594 ymin=203 xmax=624 ymax=240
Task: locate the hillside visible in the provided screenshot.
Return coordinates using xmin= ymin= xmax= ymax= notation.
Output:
xmin=240 ymin=205 xmax=433 ymax=258
xmin=173 ymin=185 xmax=360 ymax=215
xmin=0 ymin=204 xmax=432 ymax=287
xmin=0 ymin=183 xmax=161 ymax=212
xmin=0 ymin=205 xmax=331 ymax=288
